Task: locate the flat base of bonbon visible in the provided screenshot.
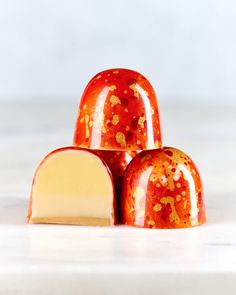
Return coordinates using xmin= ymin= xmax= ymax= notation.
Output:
xmin=29 ymin=216 xmax=112 ymax=226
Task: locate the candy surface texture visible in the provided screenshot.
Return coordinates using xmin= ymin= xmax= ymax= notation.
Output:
xmin=95 ymin=149 xmax=138 ymax=193
xmin=74 ymin=68 xmax=162 ymax=150
xmin=121 ymin=147 xmax=205 ymax=228
xmin=95 ymin=149 xmax=138 ymax=221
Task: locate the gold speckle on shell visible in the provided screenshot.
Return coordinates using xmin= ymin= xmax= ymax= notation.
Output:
xmin=160 ymin=196 xmax=180 ymax=224
xmin=115 ymin=132 xmax=126 ymax=147
xmin=184 ymin=199 xmax=187 ymax=209
xmin=109 ymin=85 xmax=116 ymax=91
xmin=148 ymin=220 xmax=155 ymax=226
xmin=150 ymin=174 xmax=158 ymax=182
xmin=112 ymin=115 xmax=119 ymax=125
xmin=154 ymin=140 xmax=159 ymax=148
xmin=176 ymin=195 xmax=182 ymax=201
xmin=110 ymin=95 xmax=121 ymax=107
xmin=153 ymin=203 xmax=162 ymax=212
xmin=138 ymin=116 xmax=146 ymax=128
xmin=129 ymin=83 xmax=139 ymax=98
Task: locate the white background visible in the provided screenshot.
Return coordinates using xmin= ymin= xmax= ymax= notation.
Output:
xmin=0 ymin=2 xmax=236 ymax=293
xmin=0 ymin=0 xmax=236 ymax=103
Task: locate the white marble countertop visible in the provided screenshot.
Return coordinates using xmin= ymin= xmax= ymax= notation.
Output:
xmin=0 ymin=101 xmax=236 ymax=294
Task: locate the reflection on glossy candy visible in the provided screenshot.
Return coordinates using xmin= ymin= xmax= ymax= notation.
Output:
xmin=74 ymin=68 xmax=162 ymax=151
xmin=121 ymin=147 xmax=205 ymax=228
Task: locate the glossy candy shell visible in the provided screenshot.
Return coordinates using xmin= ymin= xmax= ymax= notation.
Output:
xmin=121 ymin=147 xmax=205 ymax=228
xmin=95 ymin=150 xmax=138 ymax=222
xmin=74 ymin=68 xmax=162 ymax=151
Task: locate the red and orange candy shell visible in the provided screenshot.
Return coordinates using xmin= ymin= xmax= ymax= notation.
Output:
xmin=121 ymin=147 xmax=206 ymax=228
xmin=95 ymin=149 xmax=138 ymax=222
xmin=95 ymin=150 xmax=138 ymax=193
xmin=74 ymin=68 xmax=162 ymax=151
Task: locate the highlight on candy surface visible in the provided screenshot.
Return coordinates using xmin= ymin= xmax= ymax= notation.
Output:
xmin=74 ymin=68 xmax=162 ymax=151
xmin=28 ymin=147 xmax=116 ymax=226
xmin=121 ymin=147 xmax=205 ymax=229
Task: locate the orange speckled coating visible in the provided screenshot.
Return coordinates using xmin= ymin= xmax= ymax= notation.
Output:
xmin=74 ymin=68 xmax=162 ymax=151
xmin=121 ymin=147 xmax=205 ymax=228
xmin=95 ymin=150 xmax=138 ymax=222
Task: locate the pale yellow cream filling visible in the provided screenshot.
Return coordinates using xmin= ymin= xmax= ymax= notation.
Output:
xmin=30 ymin=149 xmax=114 ymax=223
